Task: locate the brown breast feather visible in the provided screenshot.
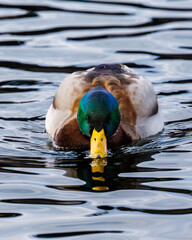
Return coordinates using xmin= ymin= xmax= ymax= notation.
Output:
xmin=55 ymin=118 xmax=90 ymax=149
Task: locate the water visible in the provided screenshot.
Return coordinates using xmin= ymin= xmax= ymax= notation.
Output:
xmin=0 ymin=0 xmax=192 ymax=239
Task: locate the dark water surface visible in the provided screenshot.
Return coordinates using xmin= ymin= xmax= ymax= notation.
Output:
xmin=0 ymin=0 xmax=192 ymax=239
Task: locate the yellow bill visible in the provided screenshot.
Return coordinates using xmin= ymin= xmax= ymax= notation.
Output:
xmin=90 ymin=129 xmax=107 ymax=158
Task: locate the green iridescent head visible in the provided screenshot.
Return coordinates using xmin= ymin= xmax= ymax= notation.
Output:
xmin=77 ymin=86 xmax=121 ymax=138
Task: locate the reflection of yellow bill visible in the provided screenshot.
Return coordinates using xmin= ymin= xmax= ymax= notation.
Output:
xmin=90 ymin=158 xmax=107 ymax=173
xmin=92 ymin=176 xmax=105 ymax=182
xmin=92 ymin=186 xmax=109 ymax=191
xmin=91 ymin=158 xmax=108 ymax=192
xmin=90 ymin=129 xmax=107 ymax=159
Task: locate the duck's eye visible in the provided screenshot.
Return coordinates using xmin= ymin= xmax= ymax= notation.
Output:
xmin=94 ymin=138 xmax=96 ymax=141
xmin=101 ymin=138 xmax=103 ymax=142
xmin=86 ymin=115 xmax=90 ymax=121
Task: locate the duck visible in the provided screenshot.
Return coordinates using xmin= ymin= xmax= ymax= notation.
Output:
xmin=45 ymin=64 xmax=164 ymax=158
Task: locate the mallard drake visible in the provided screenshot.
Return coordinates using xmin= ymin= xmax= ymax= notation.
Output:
xmin=45 ymin=64 xmax=163 ymax=158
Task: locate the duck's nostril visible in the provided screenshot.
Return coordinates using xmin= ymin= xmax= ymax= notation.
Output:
xmin=94 ymin=64 xmax=123 ymax=74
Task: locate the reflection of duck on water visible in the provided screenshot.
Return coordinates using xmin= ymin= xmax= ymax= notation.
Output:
xmin=50 ymin=151 xmax=157 ymax=192
xmin=46 ymin=64 xmax=163 ymax=158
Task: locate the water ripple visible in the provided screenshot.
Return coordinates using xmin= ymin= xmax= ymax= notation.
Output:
xmin=0 ymin=212 xmax=21 ymax=218
xmin=35 ymin=230 xmax=123 ymax=239
xmin=64 ymin=0 xmax=192 ymax=12
xmin=0 ymin=3 xmax=131 ymax=16
xmin=68 ymin=28 xmax=192 ymax=41
xmin=1 ymin=198 xmax=86 ymax=205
